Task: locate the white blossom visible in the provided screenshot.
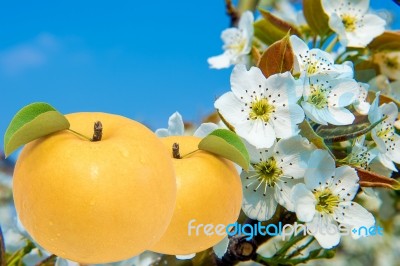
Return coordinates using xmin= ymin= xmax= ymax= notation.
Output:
xmin=241 ymin=136 xmax=314 ymax=221
xmin=353 ymin=82 xmax=370 ymax=115
xmin=368 ymin=93 xmax=400 ymax=171
xmin=322 ymin=0 xmax=386 ymax=47
xmin=292 ymin=150 xmax=375 ymax=249
xmin=208 ymin=11 xmax=254 ymax=69
xmin=155 ymin=111 xmax=219 ymax=138
xmin=290 ymin=35 xmax=353 ymax=79
xmin=215 ymin=64 xmax=304 ymax=149
xmin=374 ymin=51 xmax=400 ymax=80
xmin=301 ymin=75 xmax=359 ymax=125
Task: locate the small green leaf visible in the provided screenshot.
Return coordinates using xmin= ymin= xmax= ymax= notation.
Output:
xmin=303 ymin=0 xmax=330 ymax=36
xmin=199 ymin=129 xmax=250 ymax=171
xmin=254 ymin=10 xmax=301 ymax=46
xmin=258 ymin=33 xmax=294 ymax=77
xmin=4 ymin=102 xmax=70 ymax=157
xmin=298 ymin=120 xmax=336 ymax=159
xmin=316 ymin=116 xmax=385 ymax=142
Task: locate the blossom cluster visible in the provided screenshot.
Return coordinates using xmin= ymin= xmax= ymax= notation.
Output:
xmin=206 ymin=0 xmax=400 ymax=251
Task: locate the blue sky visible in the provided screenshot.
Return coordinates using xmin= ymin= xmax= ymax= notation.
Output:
xmin=0 ymin=0 xmax=399 ymax=151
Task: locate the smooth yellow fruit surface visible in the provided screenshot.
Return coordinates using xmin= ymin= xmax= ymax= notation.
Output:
xmin=13 ymin=113 xmax=177 ymax=264
xmin=150 ymin=136 xmax=243 ymax=255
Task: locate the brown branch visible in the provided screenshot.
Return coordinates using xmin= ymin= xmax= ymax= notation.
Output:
xmin=35 ymin=254 xmax=57 ymax=266
xmin=216 ymin=208 xmax=297 ymax=265
xmin=0 ymin=224 xmax=5 ymax=266
xmin=225 ymin=0 xmax=239 ymax=27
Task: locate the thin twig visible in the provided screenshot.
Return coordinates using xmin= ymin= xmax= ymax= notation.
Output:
xmin=225 ymin=0 xmax=239 ymax=26
xmin=0 ymin=224 xmax=5 ymax=266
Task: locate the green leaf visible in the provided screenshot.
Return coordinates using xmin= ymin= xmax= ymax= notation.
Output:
xmin=354 ymin=60 xmax=380 ymax=83
xmin=4 ymin=102 xmax=70 ymax=157
xmin=298 ymin=120 xmax=336 ymax=159
xmin=258 ymin=33 xmax=294 ymax=77
xmin=368 ymin=31 xmax=400 ymax=51
xmin=356 ymin=167 xmax=400 ymax=190
xmin=316 ymin=116 xmax=385 ymax=142
xmin=303 ymin=0 xmax=330 ymax=36
xmin=199 ymin=129 xmax=250 ymax=171
xmin=254 ymin=10 xmax=301 ymax=46
xmin=6 ymin=240 xmax=36 ymax=266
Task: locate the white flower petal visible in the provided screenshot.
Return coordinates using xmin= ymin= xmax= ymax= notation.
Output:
xmin=292 ymin=183 xmax=316 ymax=222
xmin=328 ymin=13 xmax=349 ymax=46
xmin=331 ymin=166 xmax=359 ymax=200
xmin=368 ymin=92 xmax=381 ymax=123
xmin=323 ymin=107 xmax=355 ymax=125
xmin=301 ymin=102 xmax=329 ymax=125
xmin=377 ymin=153 xmax=398 ymax=172
xmin=221 ymin=28 xmax=242 ymax=46
xmin=212 ymin=236 xmax=229 ymax=259
xmin=335 ymin=201 xmax=375 ymax=229
xmin=243 ymin=138 xmax=275 ymax=163
xmin=193 ymin=123 xmax=219 ymax=138
xmin=236 ymin=119 xmax=276 ymax=149
xmin=328 ymin=79 xmax=359 ymax=108
xmin=242 ymin=175 xmax=278 ymax=221
xmin=368 ymin=157 xmax=393 ymax=177
xmin=290 ymin=35 xmax=310 ymax=75
xmin=348 ymin=14 xmax=386 ymax=48
xmin=307 ymin=214 xmax=341 ymax=249
xmin=176 ymin=254 xmax=196 ymax=260
xmin=270 ymin=104 xmax=304 ymax=139
xmin=168 ymin=112 xmax=185 ymax=136
xmin=386 ymin=134 xmax=400 ymax=164
xmin=275 ymin=136 xmax=314 ymax=179
xmin=215 ymin=92 xmax=247 ymax=125
xmin=155 ymin=128 xmax=170 ymax=137
xmin=380 ymin=102 xmax=398 ymax=123
xmin=208 ymin=52 xmax=233 ymax=69
xmin=238 ymin=11 xmax=254 ymax=39
xmin=305 ymin=150 xmax=335 ymax=190
xmin=354 ymin=101 xmax=370 ymax=115
xmin=371 ymin=129 xmax=387 ymax=153
xmin=275 ymin=178 xmax=302 ymax=212
xmin=230 ymin=65 xmax=266 ymax=101
xmin=265 ymin=72 xmax=300 ymax=104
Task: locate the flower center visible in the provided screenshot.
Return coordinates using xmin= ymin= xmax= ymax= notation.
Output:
xmin=253 ymin=157 xmax=283 ymax=187
xmin=314 ymin=189 xmax=340 ymax=214
xmin=384 ymin=56 xmax=399 ymax=70
xmin=341 ymin=14 xmax=357 ymax=32
xmin=376 ymin=122 xmax=394 ymax=139
xmin=249 ymin=98 xmax=275 ymax=122
xmin=306 ymin=60 xmax=319 ymax=75
xmin=308 ymin=88 xmax=328 ymax=109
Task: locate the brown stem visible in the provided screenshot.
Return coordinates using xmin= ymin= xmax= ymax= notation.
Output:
xmin=225 ymin=0 xmax=239 ymax=26
xmin=0 ymin=224 xmax=5 ymax=266
xmin=34 ymin=254 xmax=57 ymax=266
xmin=172 ymin=143 xmax=181 ymax=159
xmin=92 ymin=121 xmax=103 ymax=142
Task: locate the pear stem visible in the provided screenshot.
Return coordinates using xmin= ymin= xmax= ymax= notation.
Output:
xmin=67 ymin=129 xmax=92 ymax=141
xmin=172 ymin=143 xmax=199 ymax=159
xmin=92 ymin=121 xmax=103 ymax=141
xmin=67 ymin=121 xmax=103 ymax=142
xmin=172 ymin=143 xmax=181 ymax=159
